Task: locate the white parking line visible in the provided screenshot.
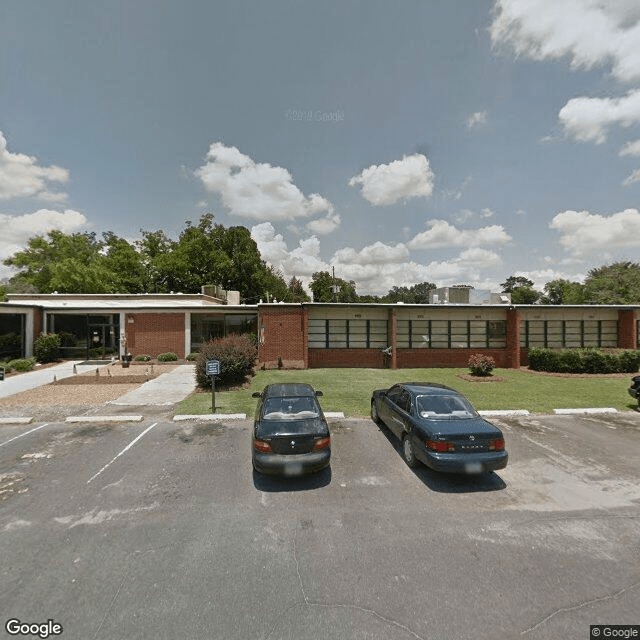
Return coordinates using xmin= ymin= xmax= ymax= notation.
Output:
xmin=87 ymin=422 xmax=159 ymax=484
xmin=0 ymin=423 xmax=50 ymax=449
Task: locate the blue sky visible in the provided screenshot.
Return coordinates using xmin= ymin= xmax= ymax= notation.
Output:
xmin=1 ymin=0 xmax=640 ymax=295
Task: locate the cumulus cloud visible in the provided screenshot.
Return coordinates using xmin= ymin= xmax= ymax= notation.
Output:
xmin=490 ymin=0 xmax=640 ymax=83
xmin=466 ymin=111 xmax=488 ymax=130
xmin=623 ymin=168 xmax=640 ymax=186
xmin=195 ymin=142 xmax=334 ymax=221
xmin=0 ymin=132 xmax=68 ymax=201
xmin=305 ymin=212 xmax=341 ymax=235
xmin=407 ymin=219 xmax=512 ymax=250
xmin=619 ymin=139 xmax=640 ymax=156
xmin=0 ymin=209 xmax=87 ymax=277
xmin=550 ymin=208 xmax=640 ymax=256
xmin=348 ymin=154 xmax=435 ymax=206
xmin=558 ymin=89 xmax=640 ymax=144
xmin=332 ymin=241 xmax=410 ymax=266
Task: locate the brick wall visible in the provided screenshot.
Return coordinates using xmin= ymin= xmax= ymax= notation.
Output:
xmin=618 ymin=309 xmax=637 ymax=349
xmin=309 ymin=348 xmax=385 ymax=368
xmin=258 ymin=306 xmax=306 ymax=369
xmin=125 ymin=313 xmax=185 ymax=358
xmin=397 ymin=348 xmax=511 ymax=368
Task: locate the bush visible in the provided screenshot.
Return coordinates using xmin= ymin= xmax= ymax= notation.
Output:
xmin=134 ymin=354 xmax=152 ymax=362
xmin=8 ymin=357 xmax=36 ymax=372
xmin=528 ymin=347 xmax=640 ymax=374
xmin=195 ymin=334 xmax=257 ymax=388
xmin=186 ymin=352 xmax=198 ymax=361
xmin=0 ymin=361 xmax=14 ymax=373
xmin=468 ymin=354 xmax=495 ymax=376
xmin=157 ymin=352 xmax=179 ymax=362
xmin=34 ymin=333 xmax=61 ymax=363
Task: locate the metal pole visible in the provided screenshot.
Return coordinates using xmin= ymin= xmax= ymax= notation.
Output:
xmin=211 ymin=375 xmax=216 ymax=413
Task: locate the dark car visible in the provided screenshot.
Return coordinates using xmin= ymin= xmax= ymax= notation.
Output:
xmin=252 ymin=383 xmax=331 ymax=476
xmin=628 ymin=375 xmax=640 ymax=406
xmin=371 ymin=382 xmax=508 ymax=474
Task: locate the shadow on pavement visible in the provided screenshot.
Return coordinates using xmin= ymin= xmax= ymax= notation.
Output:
xmin=253 ymin=466 xmax=332 ymax=492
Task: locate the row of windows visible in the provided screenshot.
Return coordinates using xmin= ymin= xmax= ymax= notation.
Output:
xmin=308 ymin=319 xmax=388 ymax=349
xmin=520 ymin=320 xmax=618 ymax=348
xmin=397 ymin=320 xmax=506 ymax=349
xmin=307 ymin=319 xmax=508 ymax=349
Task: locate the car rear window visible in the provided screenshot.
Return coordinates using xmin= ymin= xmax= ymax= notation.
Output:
xmin=262 ymin=396 xmax=319 ymax=420
xmin=416 ymin=394 xmax=476 ymax=419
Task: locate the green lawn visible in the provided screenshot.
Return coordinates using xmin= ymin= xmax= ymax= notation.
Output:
xmin=175 ymin=368 xmax=638 ymax=416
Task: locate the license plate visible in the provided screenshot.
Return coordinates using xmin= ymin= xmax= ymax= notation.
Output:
xmin=465 ymin=462 xmax=483 ymax=473
xmin=284 ymin=462 xmax=303 ymax=475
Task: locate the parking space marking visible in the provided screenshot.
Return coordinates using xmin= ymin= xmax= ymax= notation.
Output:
xmin=87 ymin=422 xmax=159 ymax=484
xmin=0 ymin=423 xmax=50 ymax=449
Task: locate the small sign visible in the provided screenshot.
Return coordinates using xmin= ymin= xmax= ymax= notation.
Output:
xmin=206 ymin=360 xmax=220 ymax=376
xmin=0 ymin=367 xmax=4 ymax=381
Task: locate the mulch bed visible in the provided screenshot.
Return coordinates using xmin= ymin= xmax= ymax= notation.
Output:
xmin=518 ymin=366 xmax=632 ymax=379
xmin=457 ymin=374 xmax=507 ymax=383
xmin=52 ymin=374 xmax=157 ymax=385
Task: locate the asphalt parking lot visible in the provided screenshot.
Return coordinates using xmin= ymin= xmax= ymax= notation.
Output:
xmin=0 ymin=412 xmax=639 ymax=640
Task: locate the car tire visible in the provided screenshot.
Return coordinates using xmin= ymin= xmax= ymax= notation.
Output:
xmin=371 ymin=401 xmax=381 ymax=425
xmin=402 ymin=434 xmax=418 ymax=468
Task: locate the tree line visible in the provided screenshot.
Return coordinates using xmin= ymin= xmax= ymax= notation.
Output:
xmin=2 ymin=214 xmax=639 ymax=304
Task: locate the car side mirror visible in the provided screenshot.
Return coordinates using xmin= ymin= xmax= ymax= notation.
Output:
xmin=315 ymin=390 xmax=323 ymax=397
xmin=252 ymin=392 xmax=261 ymax=398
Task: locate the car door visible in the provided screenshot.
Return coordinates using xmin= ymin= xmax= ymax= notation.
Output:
xmin=380 ymin=386 xmax=407 ymax=438
xmin=395 ymin=391 xmax=414 ymax=437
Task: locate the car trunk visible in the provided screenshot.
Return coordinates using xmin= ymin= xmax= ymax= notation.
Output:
xmin=429 ymin=418 xmax=503 ymax=453
xmin=258 ymin=418 xmax=327 ymax=455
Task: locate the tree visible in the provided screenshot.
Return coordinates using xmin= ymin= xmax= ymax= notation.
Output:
xmin=583 ymin=262 xmax=640 ymax=304
xmin=542 ymin=279 xmax=587 ymax=305
xmin=3 ymin=230 xmax=113 ymax=293
xmin=510 ymin=286 xmax=541 ymax=304
xmin=310 ymin=271 xmax=358 ymax=302
xmin=500 ymin=275 xmax=534 ymax=292
xmin=102 ymin=232 xmax=149 ymax=293
xmin=384 ymin=282 xmax=436 ymax=303
xmin=285 ymin=277 xmax=311 ymax=303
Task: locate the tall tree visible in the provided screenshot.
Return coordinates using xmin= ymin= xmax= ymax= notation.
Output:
xmin=500 ymin=275 xmax=534 ymax=292
xmin=384 ymin=281 xmax=435 ymax=303
xmin=583 ymin=261 xmax=640 ymax=304
xmin=285 ymin=277 xmax=311 ymax=303
xmin=542 ymin=279 xmax=587 ymax=305
xmin=310 ymin=271 xmax=358 ymax=302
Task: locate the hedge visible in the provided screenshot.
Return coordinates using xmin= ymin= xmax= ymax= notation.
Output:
xmin=528 ymin=347 xmax=640 ymax=374
xmin=195 ymin=334 xmax=257 ymax=388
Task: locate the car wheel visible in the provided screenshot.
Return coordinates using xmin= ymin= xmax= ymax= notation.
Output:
xmin=371 ymin=401 xmax=381 ymax=425
xmin=402 ymin=434 xmax=418 ymax=468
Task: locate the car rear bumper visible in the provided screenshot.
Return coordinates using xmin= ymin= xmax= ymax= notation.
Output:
xmin=252 ymin=449 xmax=330 ymax=475
xmin=419 ymin=450 xmax=508 ymax=474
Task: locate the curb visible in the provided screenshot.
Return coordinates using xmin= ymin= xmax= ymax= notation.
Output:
xmin=65 ymin=415 xmax=144 ymax=423
xmin=0 ymin=417 xmax=34 ymax=425
xmin=553 ymin=407 xmax=618 ymax=415
xmin=479 ymin=410 xmax=530 ymax=417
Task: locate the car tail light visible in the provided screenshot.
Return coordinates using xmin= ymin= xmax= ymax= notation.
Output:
xmin=426 ymin=439 xmax=455 ymax=453
xmin=313 ymin=436 xmax=331 ymax=451
xmin=489 ymin=438 xmax=505 ymax=451
xmin=254 ymin=440 xmax=273 ymax=453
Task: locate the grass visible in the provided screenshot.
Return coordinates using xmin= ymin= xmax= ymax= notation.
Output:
xmin=175 ymin=368 xmax=639 ymax=416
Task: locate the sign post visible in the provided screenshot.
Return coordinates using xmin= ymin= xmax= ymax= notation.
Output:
xmin=0 ymin=366 xmax=4 ymax=382
xmin=206 ymin=360 xmax=221 ymax=413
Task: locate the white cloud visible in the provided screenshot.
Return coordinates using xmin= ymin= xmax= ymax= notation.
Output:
xmin=550 ymin=208 xmax=640 ymax=256
xmin=331 ymin=241 xmax=409 ymax=266
xmin=305 ymin=212 xmax=341 ymax=235
xmin=558 ymin=89 xmax=640 ymax=144
xmin=0 ymin=209 xmax=87 ymax=278
xmin=466 ymin=111 xmax=488 ymax=130
xmin=348 ymin=154 xmax=435 ymax=206
xmin=0 ymin=132 xmax=69 ymax=201
xmin=407 ymin=219 xmax=512 ymax=250
xmin=195 ymin=142 xmax=334 ymax=221
xmin=623 ymin=168 xmax=640 ymax=186
xmin=490 ymin=0 xmax=640 ymax=83
xmin=619 ymin=139 xmax=640 ymax=156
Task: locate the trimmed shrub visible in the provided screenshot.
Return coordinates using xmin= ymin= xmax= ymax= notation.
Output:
xmin=34 ymin=333 xmax=61 ymax=363
xmin=468 ymin=354 xmax=495 ymax=376
xmin=195 ymin=333 xmax=257 ymax=388
xmin=134 ymin=354 xmax=152 ymax=362
xmin=0 ymin=361 xmax=14 ymax=373
xmin=528 ymin=347 xmax=640 ymax=374
xmin=8 ymin=357 xmax=36 ymax=372
xmin=157 ymin=352 xmax=179 ymax=362
xmin=186 ymin=352 xmax=198 ymax=361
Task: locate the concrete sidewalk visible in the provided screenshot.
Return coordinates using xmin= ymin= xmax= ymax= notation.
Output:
xmin=107 ymin=364 xmax=197 ymax=406
xmin=0 ymin=360 xmax=109 ymax=399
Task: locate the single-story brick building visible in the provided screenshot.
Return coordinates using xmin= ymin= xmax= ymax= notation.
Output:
xmin=1 ymin=292 xmax=638 ymax=369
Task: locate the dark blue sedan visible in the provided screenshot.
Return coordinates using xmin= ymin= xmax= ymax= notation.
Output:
xmin=252 ymin=383 xmax=331 ymax=476
xmin=371 ymin=382 xmax=508 ymax=474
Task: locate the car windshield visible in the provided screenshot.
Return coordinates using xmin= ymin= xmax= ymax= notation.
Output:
xmin=416 ymin=394 xmax=476 ymax=419
xmin=262 ymin=396 xmax=319 ymax=420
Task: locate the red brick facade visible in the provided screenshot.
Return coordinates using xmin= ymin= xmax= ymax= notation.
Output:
xmin=125 ymin=313 xmax=185 ymax=358
xmin=258 ymin=306 xmax=307 ymax=369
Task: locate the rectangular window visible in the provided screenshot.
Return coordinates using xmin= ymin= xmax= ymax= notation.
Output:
xmin=397 ymin=319 xmax=506 ymax=349
xmin=307 ymin=318 xmax=388 ymax=349
xmin=521 ymin=319 xmax=618 ymax=348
